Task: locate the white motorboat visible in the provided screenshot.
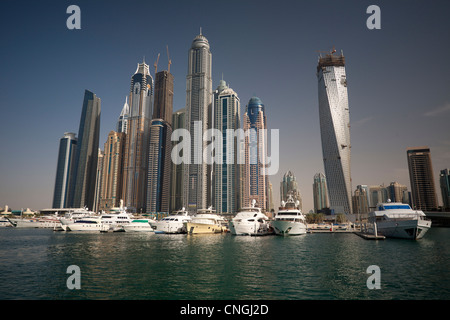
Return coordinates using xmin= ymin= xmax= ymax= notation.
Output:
xmin=0 ymin=216 xmax=14 ymax=227
xmin=272 ymin=197 xmax=307 ymax=236
xmin=58 ymin=208 xmax=95 ymax=231
xmin=99 ymin=210 xmax=134 ymax=232
xmin=66 ymin=216 xmax=109 ymax=232
xmin=122 ymin=218 xmax=156 ymax=232
xmin=11 ymin=215 xmax=62 ymax=229
xmin=185 ymin=208 xmax=227 ymax=234
xmin=229 ymin=200 xmax=272 ymax=236
xmin=367 ymin=200 xmax=432 ymax=240
xmin=154 ymin=208 xmax=192 ymax=234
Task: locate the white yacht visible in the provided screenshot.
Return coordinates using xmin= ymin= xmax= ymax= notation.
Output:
xmin=184 ymin=208 xmax=228 ymax=234
xmin=12 ymin=215 xmax=62 ymax=229
xmin=122 ymin=218 xmax=156 ymax=232
xmin=59 ymin=208 xmax=94 ymax=231
xmin=66 ymin=216 xmax=109 ymax=232
xmin=229 ymin=200 xmax=272 ymax=236
xmin=154 ymin=208 xmax=192 ymax=234
xmin=272 ymin=197 xmax=307 ymax=236
xmin=367 ymin=200 xmax=432 ymax=240
xmin=99 ymin=210 xmax=134 ymax=232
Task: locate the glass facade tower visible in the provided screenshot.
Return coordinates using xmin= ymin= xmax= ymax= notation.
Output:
xmin=183 ymin=32 xmax=212 ymax=213
xmin=52 ymin=132 xmax=77 ymax=208
xmin=317 ymin=51 xmax=352 ymax=214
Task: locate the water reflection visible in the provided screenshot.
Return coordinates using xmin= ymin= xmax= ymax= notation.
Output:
xmin=1 ymin=228 xmax=450 ymax=299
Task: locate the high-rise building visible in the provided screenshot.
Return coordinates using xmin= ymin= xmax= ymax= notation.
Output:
xmin=440 ymin=169 xmax=450 ymax=209
xmin=122 ymin=61 xmax=153 ymax=213
xmin=117 ymin=97 xmax=129 ymax=134
xmin=153 ymin=70 xmax=174 ymax=124
xmin=146 ymin=119 xmax=172 ymax=213
xmin=52 ymin=132 xmax=77 ymax=208
xmin=243 ymin=96 xmax=267 ymax=211
xmin=313 ymin=173 xmax=329 ymax=213
xmin=213 ymin=80 xmax=240 ymax=214
xmin=147 ymin=68 xmax=175 ymax=214
xmin=280 ymin=170 xmax=302 ymax=211
xmin=317 ymin=50 xmax=352 ymax=214
xmin=170 ymin=108 xmax=185 ymax=212
xmin=183 ymin=31 xmax=212 ymax=213
xmin=93 ymin=148 xmax=104 ymax=212
xmin=69 ymin=90 xmax=101 ymax=210
xmin=407 ymin=146 xmax=438 ymax=211
xmin=99 ymin=131 xmax=125 ymax=212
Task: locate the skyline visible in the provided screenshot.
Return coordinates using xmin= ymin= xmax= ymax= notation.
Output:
xmin=1 ymin=0 xmax=450 ymax=212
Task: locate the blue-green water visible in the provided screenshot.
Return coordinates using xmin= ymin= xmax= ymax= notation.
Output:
xmin=0 ymin=227 xmax=449 ymax=300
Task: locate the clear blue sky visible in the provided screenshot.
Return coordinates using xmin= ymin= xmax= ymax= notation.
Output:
xmin=1 ymin=0 xmax=449 ymax=212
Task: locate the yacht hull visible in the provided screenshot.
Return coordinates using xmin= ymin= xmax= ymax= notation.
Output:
xmin=272 ymin=220 xmax=307 ymax=236
xmin=185 ymin=222 xmax=226 ymax=234
xmin=375 ymin=219 xmax=431 ymax=240
xmin=229 ymin=221 xmax=272 ymax=236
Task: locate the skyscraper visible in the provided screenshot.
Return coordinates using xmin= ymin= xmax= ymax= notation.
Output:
xmin=440 ymin=169 xmax=450 ymax=209
xmin=99 ymin=131 xmax=125 ymax=212
xmin=280 ymin=170 xmax=302 ymax=210
xmin=70 ymin=90 xmax=101 ymax=210
xmin=117 ymin=97 xmax=129 ymax=134
xmin=52 ymin=132 xmax=77 ymax=208
xmin=153 ymin=70 xmax=174 ymax=124
xmin=170 ymin=108 xmax=185 ymax=212
xmin=122 ymin=61 xmax=153 ymax=213
xmin=147 ymin=69 xmax=174 ymax=214
xmin=407 ymin=146 xmax=438 ymax=211
xmin=183 ymin=31 xmax=212 ymax=213
xmin=213 ymin=80 xmax=240 ymax=214
xmin=146 ymin=119 xmax=172 ymax=213
xmin=243 ymin=96 xmax=267 ymax=211
xmin=317 ymin=50 xmax=352 ymax=214
xmin=313 ymin=173 xmax=329 ymax=213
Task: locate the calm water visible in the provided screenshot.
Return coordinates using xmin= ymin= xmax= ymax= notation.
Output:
xmin=0 ymin=227 xmax=449 ymax=300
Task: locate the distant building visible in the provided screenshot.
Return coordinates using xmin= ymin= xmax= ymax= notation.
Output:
xmin=69 ymin=90 xmax=101 ymax=210
xmin=369 ymin=185 xmax=388 ymax=207
xmin=117 ymin=97 xmax=129 ymax=134
xmin=313 ymin=173 xmax=329 ymax=213
xmin=316 ymin=50 xmax=352 ymax=214
xmin=352 ymin=185 xmax=369 ymax=214
xmin=407 ymin=147 xmax=438 ymax=211
xmin=280 ymin=170 xmax=302 ymax=211
xmin=52 ymin=132 xmax=77 ymax=208
xmin=99 ymin=131 xmax=125 ymax=212
xmin=440 ymin=169 xmax=450 ymax=209
xmin=93 ymin=149 xmax=104 ymax=212
xmin=243 ymin=96 xmax=267 ymax=211
xmin=387 ymin=181 xmax=408 ymax=203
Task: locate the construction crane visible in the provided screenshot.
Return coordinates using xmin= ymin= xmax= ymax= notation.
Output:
xmin=316 ymin=46 xmax=336 ymax=57
xmin=167 ymin=45 xmax=172 ymax=73
xmin=154 ymin=53 xmax=160 ymax=75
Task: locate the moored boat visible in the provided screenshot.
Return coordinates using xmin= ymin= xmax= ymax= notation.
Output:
xmin=184 ymin=208 xmax=227 ymax=234
xmin=272 ymin=197 xmax=306 ymax=236
xmin=154 ymin=208 xmax=191 ymax=234
xmin=229 ymin=200 xmax=272 ymax=236
xmin=367 ymin=200 xmax=431 ymax=240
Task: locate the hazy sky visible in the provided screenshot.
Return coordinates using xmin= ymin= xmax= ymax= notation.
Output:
xmin=1 ymin=0 xmax=449 ymax=212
